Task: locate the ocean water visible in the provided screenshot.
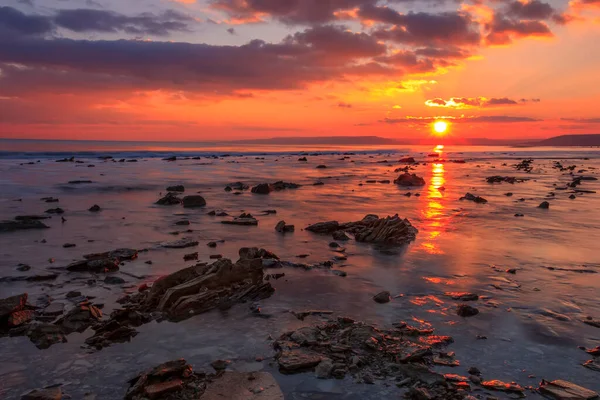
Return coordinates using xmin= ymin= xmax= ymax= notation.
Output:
xmin=0 ymin=141 xmax=599 ymax=399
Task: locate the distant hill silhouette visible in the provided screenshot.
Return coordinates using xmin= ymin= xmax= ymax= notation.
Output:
xmin=535 ymin=134 xmax=600 ymax=146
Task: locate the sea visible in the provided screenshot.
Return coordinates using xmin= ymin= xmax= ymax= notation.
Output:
xmin=0 ymin=138 xmax=599 ymax=399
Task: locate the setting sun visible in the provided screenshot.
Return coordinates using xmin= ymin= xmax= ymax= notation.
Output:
xmin=433 ymin=120 xmax=449 ymax=135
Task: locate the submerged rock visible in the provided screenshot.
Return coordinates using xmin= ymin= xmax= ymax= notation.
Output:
xmin=486 ymin=176 xmax=526 ymax=184
xmin=222 ymin=213 xmax=258 ymax=226
xmin=0 ymin=219 xmax=50 ymax=232
xmin=25 ymin=322 xmax=68 ymax=349
xmin=0 ymin=293 xmax=28 ymax=318
xmin=57 ymin=304 xmax=102 ymax=333
xmin=539 ymin=379 xmax=598 ymax=400
xmin=394 ymin=173 xmax=426 ymax=186
xmin=45 ymin=208 xmax=64 ymax=214
xmin=306 ymin=221 xmax=340 ymax=234
xmin=89 ymin=204 xmax=101 ymax=212
xmin=460 ymin=193 xmax=488 ymax=204
xmin=162 ymin=238 xmax=199 ymax=249
xmin=457 ymin=304 xmax=479 ymax=317
xmin=20 ymin=386 xmax=62 ymax=400
xmin=251 ymin=181 xmax=301 ymax=195
xmin=225 ymin=182 xmax=249 ymax=191
xmin=399 ymin=157 xmax=416 ymax=163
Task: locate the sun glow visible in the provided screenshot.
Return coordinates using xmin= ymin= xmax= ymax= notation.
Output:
xmin=433 ymin=120 xmax=449 ymax=135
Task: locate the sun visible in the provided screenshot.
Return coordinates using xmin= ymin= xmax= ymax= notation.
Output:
xmin=433 ymin=120 xmax=449 ymax=135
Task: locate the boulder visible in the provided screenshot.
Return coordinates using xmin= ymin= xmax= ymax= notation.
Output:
xmin=57 ymin=304 xmax=102 ymax=333
xmin=26 ymin=322 xmax=67 ymax=349
xmin=7 ymin=310 xmax=35 ymax=327
xmin=539 ymin=201 xmax=550 ymax=209
xmin=306 ymin=221 xmax=340 ymax=234
xmin=340 ymin=214 xmax=417 ymax=245
xmin=460 ymin=193 xmax=488 ymax=204
xmin=394 ymin=173 xmax=425 ymax=186
xmin=399 ymin=157 xmax=416 ymax=163
xmin=457 ymin=304 xmax=479 ymax=317
xmin=182 ymin=195 xmax=206 ymax=208
xmin=89 ymin=204 xmax=101 ymax=212
xmin=332 ymin=231 xmax=350 ymax=241
xmin=251 ymin=183 xmax=272 ymax=195
xmin=275 ymin=220 xmax=295 ymax=233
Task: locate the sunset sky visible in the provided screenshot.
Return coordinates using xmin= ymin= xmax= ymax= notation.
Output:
xmin=1 ymin=0 xmax=600 ymax=141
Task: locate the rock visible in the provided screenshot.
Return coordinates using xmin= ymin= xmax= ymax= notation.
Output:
xmin=182 ymin=195 xmax=206 ymax=208
xmin=184 ymin=252 xmax=198 ymax=261
xmin=26 ymin=322 xmax=67 ymax=349
xmin=156 ymin=192 xmax=181 ymax=205
xmin=0 ymin=273 xmax=58 ymax=283
xmin=486 ymin=176 xmax=525 ymax=184
xmin=125 ymin=359 xmax=197 ymax=400
xmin=207 ymin=241 xmax=217 ymax=248
xmin=373 ymin=291 xmax=391 ymax=303
xmin=457 ymin=304 xmax=479 ymax=317
xmin=68 ymin=180 xmax=92 ymax=184
xmin=539 ymin=379 xmax=599 ymax=400
xmin=481 ymin=380 xmax=524 ymax=393
xmin=316 ymin=165 xmax=327 ymax=169
xmin=583 ymin=359 xmax=600 ymax=372
xmin=16 ymin=264 xmax=31 ymax=271
xmin=332 ymin=270 xmax=347 ymax=277
xmin=0 ymin=219 xmax=50 ymax=232
xmin=89 ymin=204 xmax=101 ymax=212
xmin=251 ymin=183 xmax=271 ymax=194
xmin=175 ymin=220 xmax=190 ymax=226
xmin=460 ymin=193 xmax=487 ymax=203
xmin=225 ymin=182 xmax=249 ymax=191
xmin=539 ymin=201 xmax=550 ymax=209
xmin=166 ymin=185 xmax=185 ymax=192
xmin=209 ymin=254 xmax=222 ymax=259
xmin=63 ymin=243 xmax=76 ymax=248
xmin=570 ymin=194 xmax=577 ymax=199
xmin=43 ymin=302 xmax=65 ymax=316
xmin=8 ymin=310 xmax=35 ymax=327
xmin=343 ymin=214 xmax=417 ymax=245
xmin=306 ymin=221 xmax=340 ymax=234
xmin=468 ymin=366 xmax=481 ymax=375
xmin=20 ymin=386 xmax=62 ymax=400
xmin=0 ymin=293 xmax=28 ymax=317
xmin=41 ymin=197 xmax=59 ymax=203
xmin=210 ymin=359 xmax=230 ymax=371
xmin=399 ymin=157 xmax=416 ymax=163
xmin=278 ymin=349 xmax=322 ymax=371
xmin=445 ymin=292 xmax=479 ymax=301
xmin=104 ymin=276 xmax=126 ymax=285
xmin=57 ymin=304 xmax=102 ymax=333
xmin=298 ymin=157 xmax=307 ymax=161
xmin=275 ymin=220 xmax=295 ymax=233
xmin=66 ymin=291 xmax=81 ymax=298
xmin=394 ymin=173 xmax=425 ymax=186
xmin=332 ymin=230 xmax=350 ymax=241
xmin=45 ymin=207 xmax=64 ymax=214
xmin=586 ymin=346 xmax=600 ymax=356
xmin=162 ymin=238 xmax=199 ymax=249
xmin=14 ymin=215 xmax=50 ymax=221
xmin=315 ymin=358 xmax=334 ymax=379
xmin=202 ymin=372 xmax=284 ymax=400
xmin=222 ymin=214 xmax=258 ymax=226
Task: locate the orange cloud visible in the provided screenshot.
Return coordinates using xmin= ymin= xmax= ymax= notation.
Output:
xmin=425 ymin=97 xmax=525 ymax=109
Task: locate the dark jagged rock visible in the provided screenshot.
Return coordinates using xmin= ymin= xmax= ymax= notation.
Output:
xmin=445 ymin=292 xmax=479 ymax=301
xmin=156 ymin=193 xmax=181 ymax=205
xmin=89 ymin=204 xmax=101 ymax=212
xmin=166 ymin=185 xmax=185 ymax=192
xmin=460 ymin=193 xmax=487 ymax=204
xmin=308 ymin=215 xmax=417 ymax=246
xmin=332 ymin=231 xmax=350 ymax=241
xmin=25 ymin=322 xmax=67 ymax=349
xmin=486 ymin=176 xmax=526 ymax=184
xmin=394 ymin=173 xmax=426 ymax=186
xmin=1 ymin=293 xmax=28 ymax=327
xmin=0 ymin=219 xmax=50 ymax=232
xmin=251 ymin=181 xmax=301 ymax=194
xmin=275 ymin=220 xmax=295 ymax=233
xmin=184 ymin=252 xmax=199 ymax=261
xmin=222 ymin=213 xmax=258 ymax=226
xmin=57 ymin=304 xmax=102 ymax=333
xmin=182 ymin=195 xmax=206 ymax=208
xmin=298 ymin=157 xmax=308 ymax=161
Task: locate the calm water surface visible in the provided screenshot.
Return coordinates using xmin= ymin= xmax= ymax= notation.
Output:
xmin=0 ymin=142 xmax=599 ymax=399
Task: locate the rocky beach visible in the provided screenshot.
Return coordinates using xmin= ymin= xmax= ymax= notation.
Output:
xmin=1 ymin=143 xmax=599 ymax=400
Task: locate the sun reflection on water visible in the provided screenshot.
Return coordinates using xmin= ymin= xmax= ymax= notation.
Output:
xmin=420 ymin=146 xmax=447 ymax=254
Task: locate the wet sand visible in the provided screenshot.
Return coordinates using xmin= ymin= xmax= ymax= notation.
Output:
xmin=1 ymin=145 xmax=599 ymax=399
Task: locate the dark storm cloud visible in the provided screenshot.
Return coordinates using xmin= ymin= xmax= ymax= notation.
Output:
xmin=505 ymin=0 xmax=555 ymax=20
xmin=53 ymin=9 xmax=195 ymax=36
xmin=485 ymin=15 xmax=552 ymax=45
xmin=0 ymin=6 xmax=196 ymax=38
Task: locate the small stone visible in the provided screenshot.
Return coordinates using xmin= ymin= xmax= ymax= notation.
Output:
xmin=211 ymin=359 xmax=231 ymax=371
xmin=89 ymin=204 xmax=101 ymax=212
xmin=538 ymin=201 xmax=550 ymax=209
xmin=207 ymin=241 xmax=217 ymax=248
xmin=373 ymin=291 xmax=391 ymax=304
xmin=63 ymin=243 xmax=76 ymax=248
xmin=209 ymin=254 xmax=223 ymax=259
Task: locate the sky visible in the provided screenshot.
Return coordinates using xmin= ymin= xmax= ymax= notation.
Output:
xmin=0 ymin=0 xmax=599 ymax=141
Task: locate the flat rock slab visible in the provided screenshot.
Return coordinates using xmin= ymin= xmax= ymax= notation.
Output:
xmin=539 ymin=379 xmax=599 ymax=399
xmin=0 ymin=293 xmax=28 ymax=317
xmin=278 ymin=349 xmax=322 ymax=372
xmin=203 ymin=372 xmax=283 ymax=400
xmin=0 ymin=219 xmax=49 ymax=232
xmin=162 ymin=238 xmax=199 ymax=249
